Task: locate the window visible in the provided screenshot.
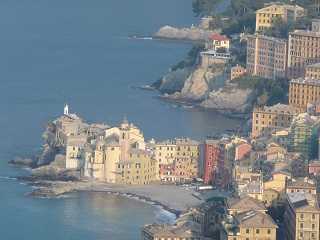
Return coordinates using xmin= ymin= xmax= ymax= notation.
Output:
xmin=246 ymin=229 xmax=250 ymax=234
xmin=267 ymin=229 xmax=271 ymax=234
xmin=256 ymin=229 xmax=260 ymax=234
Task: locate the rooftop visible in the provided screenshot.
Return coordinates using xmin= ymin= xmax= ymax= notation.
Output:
xmin=236 ymin=211 xmax=278 ymax=228
xmin=210 ymin=33 xmax=229 ymax=41
xmin=228 ymin=196 xmax=266 ymax=213
xmin=291 ymin=77 xmax=320 ymax=86
xmin=290 ymin=29 xmax=320 ymax=37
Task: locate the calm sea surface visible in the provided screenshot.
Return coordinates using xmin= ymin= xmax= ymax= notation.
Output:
xmin=0 ymin=0 xmax=240 ymax=239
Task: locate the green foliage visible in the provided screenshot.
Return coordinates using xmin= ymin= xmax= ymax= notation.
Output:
xmin=192 ymin=0 xmax=223 ymax=16
xmin=230 ymin=40 xmax=247 ymax=66
xmin=262 ymin=17 xmax=294 ymax=38
xmin=236 ymin=75 xmax=289 ymax=105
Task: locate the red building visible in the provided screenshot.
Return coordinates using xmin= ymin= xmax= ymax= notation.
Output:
xmin=203 ymin=140 xmax=224 ymax=185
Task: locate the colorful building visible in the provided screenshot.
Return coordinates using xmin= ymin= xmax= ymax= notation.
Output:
xmin=289 ymin=78 xmax=320 ymax=112
xmin=288 ymin=27 xmax=320 ymax=78
xmin=246 ymin=34 xmax=287 ymax=80
xmin=255 ymin=3 xmax=305 ymax=32
xmin=202 ymin=139 xmax=224 ymax=184
xmin=252 ymin=104 xmax=297 ymax=138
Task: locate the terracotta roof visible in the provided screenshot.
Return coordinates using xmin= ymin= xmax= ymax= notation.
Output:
xmin=210 ymin=33 xmax=229 ymax=41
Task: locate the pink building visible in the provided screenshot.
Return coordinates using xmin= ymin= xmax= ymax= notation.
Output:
xmin=235 ymin=143 xmax=252 ymax=161
xmin=309 ymin=161 xmax=320 ymax=176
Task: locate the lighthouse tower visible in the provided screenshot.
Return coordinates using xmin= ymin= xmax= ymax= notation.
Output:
xmin=64 ymin=104 xmax=69 ymax=116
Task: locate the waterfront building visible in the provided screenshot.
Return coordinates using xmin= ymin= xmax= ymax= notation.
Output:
xmin=221 ymin=210 xmax=278 ymax=240
xmin=154 ymin=140 xmax=176 ymax=166
xmin=289 ymin=78 xmax=320 ymax=112
xmin=166 ymin=138 xmax=200 ymax=183
xmin=230 ymin=65 xmax=246 ymax=81
xmin=154 ymin=140 xmax=176 ymax=180
xmin=65 ymin=135 xmax=87 ymax=169
xmin=252 ymin=103 xmax=297 ymax=138
xmin=206 ymin=33 xmax=230 ymax=51
xmin=288 ymin=113 xmax=320 ymax=159
xmin=284 ymin=192 xmax=320 ymax=240
xmin=288 ymin=27 xmax=320 ymax=78
xmin=115 ymin=149 xmax=157 ymax=185
xmin=202 ymin=139 xmax=224 ymax=185
xmin=255 ymin=3 xmax=305 ymax=32
xmin=246 ymin=34 xmax=287 ymax=80
xmin=158 ymin=163 xmax=176 ymax=182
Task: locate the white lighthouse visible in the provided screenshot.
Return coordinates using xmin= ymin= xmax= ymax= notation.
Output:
xmin=64 ymin=104 xmax=69 ymax=116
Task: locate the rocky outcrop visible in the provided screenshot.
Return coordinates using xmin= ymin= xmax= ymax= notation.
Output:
xmin=200 ymin=84 xmax=254 ymax=113
xmin=180 ymin=63 xmax=227 ymax=101
xmin=154 ymin=25 xmax=215 ymax=42
xmin=156 ymin=67 xmax=193 ymax=94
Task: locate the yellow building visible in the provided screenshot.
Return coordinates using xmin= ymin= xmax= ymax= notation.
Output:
xmin=305 ymin=63 xmax=320 ymax=79
xmin=223 ymin=197 xmax=277 ymax=240
xmin=288 ymin=28 xmax=320 ymax=78
xmin=256 ymin=3 xmax=305 ymax=32
xmin=263 ymin=188 xmax=280 ymax=206
xmin=222 ymin=211 xmax=278 ymax=240
xmin=284 ymin=192 xmax=320 ymax=240
xmin=252 ymin=104 xmax=297 ymax=138
xmin=264 ymin=171 xmax=292 ymax=193
xmin=115 ymin=150 xmax=157 ymax=185
xmin=289 ymin=78 xmax=320 ymax=112
xmin=176 ymin=138 xmax=200 ymax=159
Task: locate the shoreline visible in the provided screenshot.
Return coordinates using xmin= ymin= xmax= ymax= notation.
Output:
xmin=18 ymin=176 xmax=204 ymax=216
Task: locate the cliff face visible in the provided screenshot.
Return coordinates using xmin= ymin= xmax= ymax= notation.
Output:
xmin=200 ymin=85 xmax=254 ymax=113
xmin=155 ymin=63 xmax=254 ymax=114
xmin=180 ymin=63 xmax=227 ymax=101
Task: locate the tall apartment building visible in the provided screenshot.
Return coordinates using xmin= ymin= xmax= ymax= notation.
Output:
xmin=289 ymin=78 xmax=320 ymax=112
xmin=256 ymin=3 xmax=305 ymax=32
xmin=288 ymin=29 xmax=320 ymax=78
xmin=202 ymin=139 xmax=224 ymax=184
xmin=284 ymin=192 xmax=320 ymax=240
xmin=246 ymin=34 xmax=287 ymax=80
xmin=252 ymin=103 xmax=297 ymax=138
